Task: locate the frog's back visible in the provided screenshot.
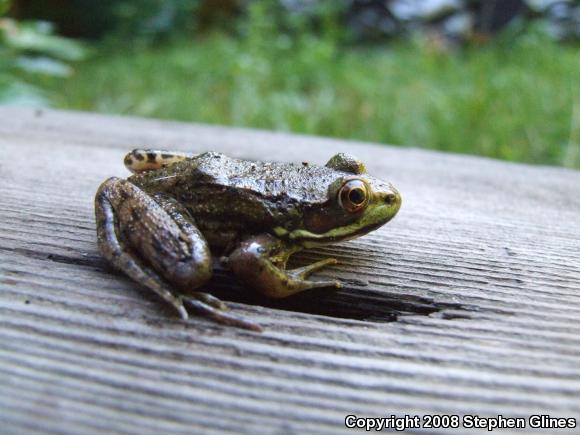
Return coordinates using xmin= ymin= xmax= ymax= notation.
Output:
xmin=191 ymin=152 xmax=340 ymax=204
xmin=129 ymin=152 xmax=348 ymax=248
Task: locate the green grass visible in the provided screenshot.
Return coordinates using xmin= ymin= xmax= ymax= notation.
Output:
xmin=47 ymin=29 xmax=580 ymax=168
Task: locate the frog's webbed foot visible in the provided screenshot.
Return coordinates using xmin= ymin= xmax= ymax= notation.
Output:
xmin=228 ymin=234 xmax=342 ymax=299
xmin=95 ymin=177 xmax=261 ymax=332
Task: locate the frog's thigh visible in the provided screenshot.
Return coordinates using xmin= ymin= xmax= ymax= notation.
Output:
xmin=228 ymin=234 xmax=341 ymax=298
xmin=95 ymin=177 xmax=212 ymax=302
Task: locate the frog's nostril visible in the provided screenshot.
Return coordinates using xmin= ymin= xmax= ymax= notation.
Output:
xmin=385 ymin=193 xmax=397 ymax=205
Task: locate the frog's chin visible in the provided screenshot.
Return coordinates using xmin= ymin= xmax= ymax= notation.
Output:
xmin=284 ymin=204 xmax=399 ymax=249
xmin=294 ymin=221 xmax=386 ymax=248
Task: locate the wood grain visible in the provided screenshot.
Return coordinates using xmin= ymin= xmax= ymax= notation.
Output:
xmin=0 ymin=107 xmax=579 ymax=434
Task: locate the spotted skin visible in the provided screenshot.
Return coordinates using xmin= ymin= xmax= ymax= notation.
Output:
xmin=124 ymin=149 xmax=195 ymax=174
xmin=95 ymin=176 xmax=262 ymax=331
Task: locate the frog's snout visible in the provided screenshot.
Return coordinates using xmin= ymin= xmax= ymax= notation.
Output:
xmin=378 ymin=186 xmax=401 ymax=211
xmin=385 ymin=192 xmax=398 ymax=206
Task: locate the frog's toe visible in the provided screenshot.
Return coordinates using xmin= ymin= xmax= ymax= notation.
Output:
xmin=280 ymin=276 xmax=342 ymax=292
xmin=299 ymin=279 xmax=342 ymax=290
xmin=183 ymin=298 xmax=262 ymax=332
xmin=289 ymin=257 xmax=338 ymax=280
xmin=188 ymin=291 xmax=228 ymax=310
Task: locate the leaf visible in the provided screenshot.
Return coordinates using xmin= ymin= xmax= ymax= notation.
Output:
xmin=0 ymin=0 xmax=9 ymax=17
xmin=15 ymin=56 xmax=73 ymax=77
xmin=2 ymin=20 xmax=86 ymax=61
xmin=0 ymin=80 xmax=51 ymax=106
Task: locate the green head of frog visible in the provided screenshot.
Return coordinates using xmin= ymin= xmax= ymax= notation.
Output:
xmin=278 ymin=152 xmax=401 ymax=248
xmin=96 ymin=150 xmax=401 ymax=331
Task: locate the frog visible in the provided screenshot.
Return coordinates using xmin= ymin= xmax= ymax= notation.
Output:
xmin=95 ymin=149 xmax=401 ymax=331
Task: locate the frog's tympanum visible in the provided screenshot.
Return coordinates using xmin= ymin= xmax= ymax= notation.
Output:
xmin=95 ymin=150 xmax=401 ymax=331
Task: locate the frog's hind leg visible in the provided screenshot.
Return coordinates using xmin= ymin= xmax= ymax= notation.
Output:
xmin=95 ymin=177 xmax=261 ymax=331
xmin=95 ymin=177 xmax=189 ymax=319
xmin=152 ymin=193 xmax=262 ymax=331
xmin=124 ymin=149 xmax=196 ymax=174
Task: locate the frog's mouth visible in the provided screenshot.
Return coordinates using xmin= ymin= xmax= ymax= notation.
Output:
xmin=284 ymin=200 xmax=401 ymax=248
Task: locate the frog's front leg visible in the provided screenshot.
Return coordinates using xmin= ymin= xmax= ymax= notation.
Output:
xmin=95 ymin=177 xmax=261 ymax=331
xmin=227 ymin=234 xmax=342 ymax=298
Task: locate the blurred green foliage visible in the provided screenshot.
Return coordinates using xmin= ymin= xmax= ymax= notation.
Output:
xmin=0 ymin=0 xmax=9 ymax=15
xmin=46 ymin=2 xmax=579 ymax=168
xmin=8 ymin=0 xmax=580 ymax=168
xmin=0 ymin=0 xmax=85 ymax=105
xmin=104 ymin=0 xmax=349 ymax=46
xmin=111 ymin=0 xmax=201 ymax=44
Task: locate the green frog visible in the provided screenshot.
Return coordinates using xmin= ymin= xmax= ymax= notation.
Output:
xmin=95 ymin=149 xmax=401 ymax=331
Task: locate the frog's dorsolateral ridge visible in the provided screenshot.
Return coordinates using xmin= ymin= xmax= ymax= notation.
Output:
xmin=95 ymin=150 xmax=401 ymax=331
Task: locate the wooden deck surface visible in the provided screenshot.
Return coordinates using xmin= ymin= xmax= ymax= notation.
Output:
xmin=1 ymin=107 xmax=579 ymax=434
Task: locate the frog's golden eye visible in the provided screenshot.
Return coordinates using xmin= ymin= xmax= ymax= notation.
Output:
xmin=338 ymin=179 xmax=368 ymax=213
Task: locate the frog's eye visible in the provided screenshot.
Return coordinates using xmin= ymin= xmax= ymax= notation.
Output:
xmin=338 ymin=179 xmax=368 ymax=213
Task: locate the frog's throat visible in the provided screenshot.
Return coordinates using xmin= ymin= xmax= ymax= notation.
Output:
xmin=274 ymin=205 xmax=398 ymax=249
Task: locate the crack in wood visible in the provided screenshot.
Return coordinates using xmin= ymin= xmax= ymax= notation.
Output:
xmin=209 ymin=270 xmax=479 ymax=323
xmin=4 ymin=246 xmax=478 ymax=324
xmin=2 ymin=247 xmax=104 ymax=269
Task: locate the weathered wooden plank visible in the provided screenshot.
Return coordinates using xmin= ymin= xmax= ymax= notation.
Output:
xmin=0 ymin=107 xmax=579 ymax=434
